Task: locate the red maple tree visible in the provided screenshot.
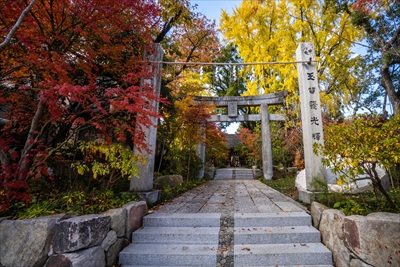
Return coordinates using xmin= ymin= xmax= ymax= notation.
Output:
xmin=0 ymin=0 xmax=162 ymax=212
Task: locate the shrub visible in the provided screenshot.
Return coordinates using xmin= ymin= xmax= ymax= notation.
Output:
xmin=314 ymin=114 xmax=400 ymax=211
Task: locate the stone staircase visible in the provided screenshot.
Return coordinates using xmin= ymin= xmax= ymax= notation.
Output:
xmin=119 ymin=213 xmax=220 ymax=266
xmin=214 ymin=169 xmax=233 ymax=180
xmin=234 ymin=212 xmax=332 ymax=266
xmin=214 ymin=168 xmax=254 ymax=180
xmin=119 ymin=212 xmax=333 ymax=266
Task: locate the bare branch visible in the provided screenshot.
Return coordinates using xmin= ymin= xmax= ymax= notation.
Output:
xmin=0 ymin=0 xmax=36 ymax=49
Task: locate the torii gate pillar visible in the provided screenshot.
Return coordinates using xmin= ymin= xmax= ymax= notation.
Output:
xmin=261 ymin=104 xmax=273 ymax=180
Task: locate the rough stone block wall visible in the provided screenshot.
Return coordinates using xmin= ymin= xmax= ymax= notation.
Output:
xmin=0 ymin=201 xmax=147 ymax=267
xmin=311 ymin=202 xmax=400 ymax=267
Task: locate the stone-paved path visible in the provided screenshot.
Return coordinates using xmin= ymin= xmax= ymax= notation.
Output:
xmin=154 ymin=179 xmax=306 ymax=214
xmin=119 ymin=170 xmax=333 ymax=267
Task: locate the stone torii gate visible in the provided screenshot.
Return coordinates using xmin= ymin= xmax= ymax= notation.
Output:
xmin=130 ymin=42 xmax=327 ymax=204
xmin=194 ymin=91 xmax=287 ymax=180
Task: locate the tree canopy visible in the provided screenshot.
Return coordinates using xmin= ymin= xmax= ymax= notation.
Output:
xmin=220 ymin=0 xmax=365 ymax=119
xmin=0 ymin=0 xmax=224 ymax=213
xmin=347 ymin=0 xmax=400 ymax=115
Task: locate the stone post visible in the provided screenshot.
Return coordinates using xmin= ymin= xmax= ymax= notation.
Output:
xmin=296 ymin=42 xmax=327 ymax=202
xmin=261 ymin=103 xmax=273 ymax=180
xmin=130 ymin=44 xmax=163 ymax=203
xmin=196 ymin=142 xmax=205 ymax=178
xmin=196 ymin=123 xmax=206 ymax=179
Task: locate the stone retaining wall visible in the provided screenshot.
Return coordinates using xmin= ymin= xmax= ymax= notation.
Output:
xmin=0 ymin=201 xmax=148 ymax=267
xmin=311 ymin=202 xmax=400 ymax=267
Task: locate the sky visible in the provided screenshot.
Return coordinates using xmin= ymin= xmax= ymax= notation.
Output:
xmin=191 ymin=0 xmax=239 ymax=26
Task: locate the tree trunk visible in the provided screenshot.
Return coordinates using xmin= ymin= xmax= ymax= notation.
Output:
xmin=380 ymin=64 xmax=400 ymax=115
xmin=369 ymin=164 xmax=397 ymax=211
xmin=157 ymin=138 xmax=166 ymax=173
xmin=0 ymin=0 xmax=37 ymax=48
xmin=18 ymin=99 xmax=46 ymax=178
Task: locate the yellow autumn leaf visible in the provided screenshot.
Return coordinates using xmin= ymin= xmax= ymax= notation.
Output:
xmin=77 ymin=167 xmax=84 ymax=175
xmin=220 ymin=0 xmax=363 ymax=117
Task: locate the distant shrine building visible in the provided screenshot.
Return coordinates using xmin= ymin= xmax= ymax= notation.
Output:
xmin=226 ymin=134 xmax=240 ymax=167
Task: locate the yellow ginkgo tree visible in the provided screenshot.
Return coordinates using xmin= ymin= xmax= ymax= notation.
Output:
xmin=220 ymin=0 xmax=364 ymax=119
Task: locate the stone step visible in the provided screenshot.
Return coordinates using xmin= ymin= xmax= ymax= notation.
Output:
xmin=121 ymin=266 xmax=211 ymax=267
xmin=119 ymin=243 xmax=217 ymax=266
xmin=131 ymin=226 xmax=219 ymax=244
xmin=234 ymin=243 xmax=332 ymax=266
xmin=215 ymin=169 xmax=254 ymax=180
xmin=235 ymin=176 xmax=254 ymax=180
xmin=214 ymin=175 xmax=254 ymax=180
xmin=235 ymin=265 xmax=333 ymax=267
xmin=234 ymin=225 xmax=321 ymax=244
xmin=143 ymin=213 xmax=221 ymax=227
xmin=119 ymin=184 xmax=332 ymax=267
xmin=235 ymin=212 xmax=312 ymax=227
xmin=123 ymin=266 xmax=333 ymax=267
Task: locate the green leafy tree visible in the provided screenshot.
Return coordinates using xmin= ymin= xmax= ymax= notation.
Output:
xmin=347 ymin=54 xmax=388 ymax=115
xmin=209 ymin=43 xmax=247 ymax=97
xmin=339 ymin=0 xmax=400 ymax=115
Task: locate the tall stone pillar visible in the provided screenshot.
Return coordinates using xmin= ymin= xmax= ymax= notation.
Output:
xmin=296 ymin=42 xmax=327 ymax=202
xmin=196 ymin=123 xmax=206 ymax=179
xmin=196 ymin=142 xmax=205 ymax=179
xmin=130 ymin=44 xmax=163 ymax=202
xmin=261 ymin=103 xmax=273 ymax=180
